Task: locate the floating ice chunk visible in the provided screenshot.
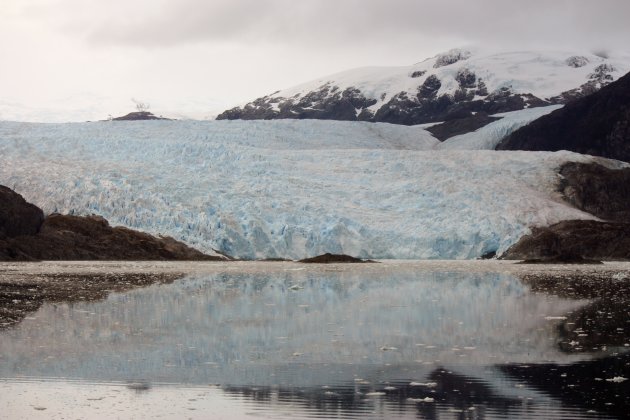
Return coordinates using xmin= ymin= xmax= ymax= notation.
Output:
xmin=410 ymin=382 xmax=438 ymax=387
xmin=407 ymin=397 xmax=435 ymax=403
xmin=365 ymin=392 xmax=386 ymax=396
xmin=380 ymin=346 xmax=398 ymax=351
xmin=544 ymin=316 xmax=568 ymax=320
xmin=606 ymin=377 xmax=627 ymax=383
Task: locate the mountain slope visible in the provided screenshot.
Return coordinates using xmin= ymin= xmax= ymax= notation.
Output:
xmin=496 ymin=71 xmax=630 ymax=162
xmin=217 ymin=48 xmax=630 ymax=125
xmin=1 ymin=119 xmax=625 ymax=260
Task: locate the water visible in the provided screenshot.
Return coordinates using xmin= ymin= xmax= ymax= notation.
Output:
xmin=0 ymin=261 xmax=628 ymax=419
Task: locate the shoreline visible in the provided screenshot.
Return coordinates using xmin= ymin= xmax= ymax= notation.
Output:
xmin=2 ymin=259 xmax=630 ymax=276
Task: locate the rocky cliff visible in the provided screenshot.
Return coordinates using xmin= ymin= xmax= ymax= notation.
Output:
xmin=0 ymin=186 xmax=221 ymax=261
xmin=497 ymin=71 xmax=630 ymax=162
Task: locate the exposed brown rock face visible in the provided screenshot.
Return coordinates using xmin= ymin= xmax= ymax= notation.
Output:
xmin=298 ymin=253 xmax=374 ymax=263
xmin=0 ymin=186 xmax=44 ymax=239
xmin=497 ymin=71 xmax=630 ymax=163
xmin=502 ymin=161 xmax=630 ymax=262
xmin=0 ymin=214 xmax=221 ymax=261
xmin=0 ymin=186 xmax=221 ymax=261
xmin=502 ymin=220 xmax=630 ymax=261
xmin=559 ymin=162 xmax=630 ymax=222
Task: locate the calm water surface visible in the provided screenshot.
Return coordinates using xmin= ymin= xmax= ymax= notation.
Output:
xmin=0 ymin=261 xmax=628 ymax=419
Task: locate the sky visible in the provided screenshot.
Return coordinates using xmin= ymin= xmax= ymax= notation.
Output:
xmin=1 ymin=0 xmax=629 ymax=122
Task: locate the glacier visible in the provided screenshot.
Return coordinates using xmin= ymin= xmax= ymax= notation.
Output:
xmin=0 ymin=118 xmax=621 ymax=260
xmin=437 ymin=105 xmax=562 ymax=150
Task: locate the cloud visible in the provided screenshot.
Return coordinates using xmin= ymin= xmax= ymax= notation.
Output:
xmin=2 ymin=0 xmax=629 ymax=122
xmin=31 ymin=0 xmax=625 ymax=53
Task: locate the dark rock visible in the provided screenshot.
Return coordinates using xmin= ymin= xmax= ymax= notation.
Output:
xmin=418 ymin=75 xmax=442 ymax=99
xmin=497 ymin=71 xmax=630 ymax=162
xmin=111 ymin=111 xmax=170 ymax=121
xmin=372 ymin=87 xmax=546 ymax=126
xmin=501 ymin=220 xmax=630 ymax=261
xmin=357 ymin=108 xmax=374 ymax=121
xmin=0 ymin=186 xmax=44 ymax=239
xmin=217 ymin=84 xmax=376 ymax=122
xmin=0 ymin=186 xmax=222 ymax=261
xmin=549 ymin=64 xmax=616 ymax=103
xmin=455 ymin=68 xmax=477 ymax=89
xmin=476 ymin=79 xmax=488 ymax=96
xmin=433 ymin=49 xmax=471 ymax=68
xmin=452 ymin=88 xmax=475 ymax=102
xmin=517 ymin=255 xmax=603 ymax=264
xmin=298 ymin=253 xmax=375 ymax=263
xmin=1 ymin=214 xmax=222 ymax=261
xmin=410 ymin=70 xmax=426 ymax=78
xmin=565 ymin=56 xmax=589 ymax=68
xmin=373 ymin=91 xmax=456 ymax=125
xmin=426 ymin=112 xmax=501 ymax=141
xmin=559 ymin=162 xmax=630 ymax=222
xmin=589 ymin=63 xmax=615 ymax=82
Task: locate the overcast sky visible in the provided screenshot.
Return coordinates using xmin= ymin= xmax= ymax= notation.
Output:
xmin=1 ymin=0 xmax=629 ymax=122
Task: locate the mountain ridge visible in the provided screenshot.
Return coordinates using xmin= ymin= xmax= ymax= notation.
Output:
xmin=217 ymin=48 xmax=630 ymax=125
xmin=496 ymin=70 xmax=630 ymax=162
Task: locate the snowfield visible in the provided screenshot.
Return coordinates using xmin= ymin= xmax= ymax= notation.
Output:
xmin=261 ymin=48 xmax=630 ymax=114
xmin=0 ymin=119 xmax=623 ymax=259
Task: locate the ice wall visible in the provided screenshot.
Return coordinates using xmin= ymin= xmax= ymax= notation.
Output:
xmin=0 ymin=119 xmax=604 ymax=259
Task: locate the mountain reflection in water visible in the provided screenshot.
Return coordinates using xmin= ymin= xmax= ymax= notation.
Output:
xmin=0 ymin=262 xmax=628 ymax=419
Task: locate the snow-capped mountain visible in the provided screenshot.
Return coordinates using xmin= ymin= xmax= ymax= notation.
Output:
xmin=497 ymin=68 xmax=630 ymax=162
xmin=1 ymin=119 xmax=625 ymax=260
xmin=217 ymin=48 xmax=630 ymax=125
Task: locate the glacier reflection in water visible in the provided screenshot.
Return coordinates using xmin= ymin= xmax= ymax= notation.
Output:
xmin=0 ymin=264 xmax=626 ymax=419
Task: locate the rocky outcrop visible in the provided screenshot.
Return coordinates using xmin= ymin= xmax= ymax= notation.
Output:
xmin=501 ymin=220 xmax=630 ymax=261
xmin=559 ymin=162 xmax=630 ymax=222
xmin=298 ymin=253 xmax=374 ymax=263
xmin=219 ymin=84 xmax=377 ymax=122
xmin=112 ymin=111 xmax=170 ymax=121
xmin=426 ymin=112 xmax=501 ymax=141
xmin=503 ymin=161 xmax=630 ymax=261
xmin=497 ymin=71 xmax=630 ymax=162
xmin=0 ymin=186 xmax=44 ymax=238
xmin=0 ymin=186 xmax=221 ymax=261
